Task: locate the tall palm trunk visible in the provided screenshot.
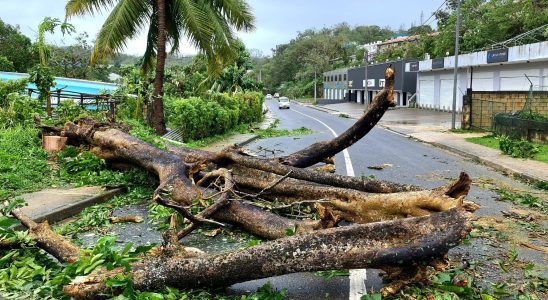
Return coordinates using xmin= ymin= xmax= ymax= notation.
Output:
xmin=148 ymin=0 xmax=168 ymax=135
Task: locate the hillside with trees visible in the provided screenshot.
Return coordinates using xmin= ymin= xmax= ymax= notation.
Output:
xmin=259 ymin=0 xmax=548 ymax=99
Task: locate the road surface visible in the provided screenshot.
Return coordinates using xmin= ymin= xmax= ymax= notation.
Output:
xmin=227 ymin=99 xmax=536 ymax=299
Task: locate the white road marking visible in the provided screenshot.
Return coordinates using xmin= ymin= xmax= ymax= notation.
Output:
xmin=290 ymin=107 xmax=366 ymax=299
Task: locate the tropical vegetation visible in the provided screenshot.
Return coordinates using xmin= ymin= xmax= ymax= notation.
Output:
xmin=65 ymin=0 xmax=256 ymax=134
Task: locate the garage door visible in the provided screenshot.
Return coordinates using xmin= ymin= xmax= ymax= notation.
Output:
xmin=440 ymin=79 xmax=454 ymax=111
xmin=472 ymin=71 xmax=494 ymax=91
xmin=418 ymin=76 xmax=434 ymax=108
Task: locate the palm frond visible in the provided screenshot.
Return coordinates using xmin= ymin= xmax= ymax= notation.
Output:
xmin=65 ymin=0 xmax=118 ymax=18
xmin=90 ymin=0 xmax=151 ymax=63
xmin=209 ymin=0 xmax=255 ymax=31
xmin=173 ymin=0 xmax=214 ymax=54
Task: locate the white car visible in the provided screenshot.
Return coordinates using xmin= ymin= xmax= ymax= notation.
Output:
xmin=266 ymin=94 xmax=272 ymax=99
xmin=278 ymin=97 xmax=290 ymax=109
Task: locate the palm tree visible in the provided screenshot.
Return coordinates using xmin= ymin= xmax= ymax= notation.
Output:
xmin=65 ymin=0 xmax=255 ymax=134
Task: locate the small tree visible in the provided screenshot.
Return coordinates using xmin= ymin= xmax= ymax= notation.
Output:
xmin=29 ymin=17 xmax=74 ymax=104
xmin=0 ymin=56 xmax=15 ymax=72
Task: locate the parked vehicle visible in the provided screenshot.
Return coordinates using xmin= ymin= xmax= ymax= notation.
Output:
xmin=266 ymin=94 xmax=272 ymax=99
xmin=278 ymin=97 xmax=290 ymax=109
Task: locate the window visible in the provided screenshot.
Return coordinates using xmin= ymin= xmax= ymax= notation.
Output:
xmin=339 ymin=74 xmax=342 ymax=81
xmin=343 ymin=74 xmax=347 ymax=81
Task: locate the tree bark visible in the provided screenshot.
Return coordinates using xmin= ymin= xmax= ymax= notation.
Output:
xmin=167 ymin=146 xmax=422 ymax=194
xmin=63 ymin=209 xmax=472 ymax=299
xmin=148 ymin=0 xmax=167 ymax=135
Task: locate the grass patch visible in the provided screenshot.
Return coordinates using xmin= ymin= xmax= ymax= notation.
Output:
xmin=255 ymin=126 xmax=313 ymax=138
xmin=338 ymin=113 xmax=350 ymax=118
xmin=0 ymin=126 xmax=53 ymax=200
xmin=296 ymin=98 xmax=317 ymax=105
xmin=465 ymin=135 xmax=548 ymax=163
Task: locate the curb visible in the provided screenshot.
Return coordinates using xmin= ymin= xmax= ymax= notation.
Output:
xmin=292 ymin=101 xmax=342 ymax=114
xmin=292 ymin=101 xmax=544 ymax=183
xmin=380 ymin=125 xmax=544 ymax=184
xmin=18 ymin=187 xmax=127 ymax=227
xmin=237 ymin=134 xmax=260 ymax=147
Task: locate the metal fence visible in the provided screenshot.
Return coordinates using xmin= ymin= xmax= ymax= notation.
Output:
xmin=28 ymin=88 xmax=121 ymax=120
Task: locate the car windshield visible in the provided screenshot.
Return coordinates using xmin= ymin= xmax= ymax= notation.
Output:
xmin=280 ymin=98 xmax=289 ymax=102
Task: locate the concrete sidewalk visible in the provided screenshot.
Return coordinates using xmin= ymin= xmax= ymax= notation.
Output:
xmin=19 ymin=186 xmax=126 ymax=224
xmin=303 ymin=101 xmax=547 ymax=182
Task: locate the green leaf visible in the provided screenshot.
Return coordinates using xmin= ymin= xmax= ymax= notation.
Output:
xmin=0 ymin=216 xmax=19 ymax=228
xmin=285 ymin=227 xmax=295 ymax=237
xmin=361 ymin=293 xmax=382 ymax=300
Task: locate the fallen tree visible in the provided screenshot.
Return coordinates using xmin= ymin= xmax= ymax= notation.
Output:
xmin=7 ymin=66 xmax=476 ymax=298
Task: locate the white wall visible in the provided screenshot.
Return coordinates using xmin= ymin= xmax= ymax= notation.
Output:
xmin=417 ymin=60 xmax=548 ymax=111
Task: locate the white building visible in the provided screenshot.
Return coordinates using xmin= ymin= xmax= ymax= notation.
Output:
xmin=407 ymin=41 xmax=548 ymax=112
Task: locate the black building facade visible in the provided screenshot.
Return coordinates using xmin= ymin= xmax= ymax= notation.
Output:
xmin=346 ymin=60 xmax=417 ymax=107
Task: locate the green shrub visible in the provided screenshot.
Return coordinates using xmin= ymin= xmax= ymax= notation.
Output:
xmin=499 ymin=135 xmax=539 ymax=159
xmin=0 ymin=78 xmax=28 ymax=100
xmin=0 ymin=78 xmax=42 ymax=127
xmin=55 ymin=100 xmax=86 ymax=123
xmin=518 ymin=110 xmax=548 ymax=122
xmin=0 ymin=126 xmax=51 ymax=200
xmin=166 ymin=92 xmax=264 ymax=141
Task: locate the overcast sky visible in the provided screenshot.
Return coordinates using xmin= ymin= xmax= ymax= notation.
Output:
xmin=0 ymin=0 xmax=443 ymax=56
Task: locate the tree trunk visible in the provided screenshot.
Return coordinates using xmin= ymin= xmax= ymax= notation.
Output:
xmin=63 ymin=209 xmax=471 ymax=299
xmin=148 ymin=0 xmax=167 ymax=135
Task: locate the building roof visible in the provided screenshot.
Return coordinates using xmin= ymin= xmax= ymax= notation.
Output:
xmin=378 ymin=32 xmax=439 ymax=46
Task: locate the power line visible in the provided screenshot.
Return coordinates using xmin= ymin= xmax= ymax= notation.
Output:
xmin=420 ymin=0 xmax=449 ymax=28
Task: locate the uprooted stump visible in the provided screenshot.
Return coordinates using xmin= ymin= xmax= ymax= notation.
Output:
xmin=5 ymin=66 xmax=478 ymax=298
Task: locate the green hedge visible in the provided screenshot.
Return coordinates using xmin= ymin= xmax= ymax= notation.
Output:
xmin=166 ymin=92 xmax=264 ymax=141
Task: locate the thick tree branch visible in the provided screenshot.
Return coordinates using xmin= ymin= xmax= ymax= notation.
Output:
xmin=63 ymin=209 xmax=472 ymax=299
xmin=11 ymin=209 xmax=81 ymax=263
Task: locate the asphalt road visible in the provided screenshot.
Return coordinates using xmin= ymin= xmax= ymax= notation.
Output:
xmin=227 ymin=99 xmax=539 ymax=299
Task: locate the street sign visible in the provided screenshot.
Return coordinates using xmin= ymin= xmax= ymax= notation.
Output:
xmin=487 ymin=48 xmax=509 ymax=63
xmin=409 ymin=61 xmax=419 ymax=72
xmin=432 ymin=58 xmax=444 ymax=69
xmin=379 ymin=79 xmax=385 ymax=88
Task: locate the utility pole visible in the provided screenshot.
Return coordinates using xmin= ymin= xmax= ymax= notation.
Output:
xmin=364 ymin=51 xmax=369 ymax=106
xmin=314 ymin=69 xmax=317 ymax=103
xmin=451 ymin=0 xmax=462 ymax=129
